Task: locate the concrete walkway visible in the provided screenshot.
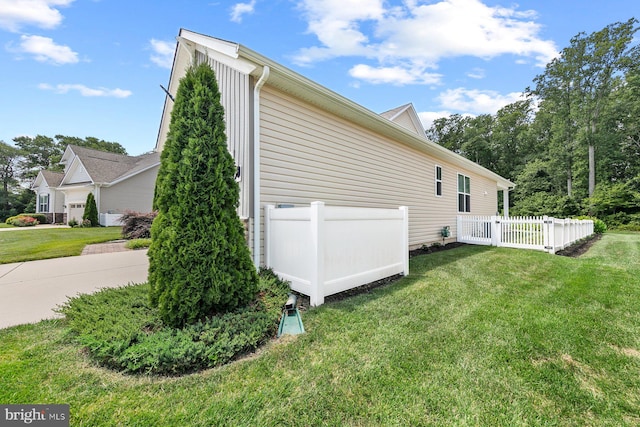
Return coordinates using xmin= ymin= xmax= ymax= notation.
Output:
xmin=0 ymin=249 xmax=149 ymax=329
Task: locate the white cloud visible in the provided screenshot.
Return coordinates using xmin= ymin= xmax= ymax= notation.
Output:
xmin=294 ymin=0 xmax=385 ymax=62
xmin=349 ymin=63 xmax=441 ymax=85
xmin=39 ymin=83 xmax=132 ymax=98
xmin=466 ymin=68 xmax=485 ymax=79
xmin=418 ymin=110 xmax=454 ymax=130
xmin=18 ymin=34 xmax=78 ymax=64
xmin=0 ymin=0 xmax=74 ymax=32
xmin=437 ymin=87 xmax=523 ymax=114
xmin=230 ymin=0 xmax=256 ymax=23
xmin=149 ymin=39 xmax=175 ymax=69
xmin=294 ymin=0 xmax=558 ymax=84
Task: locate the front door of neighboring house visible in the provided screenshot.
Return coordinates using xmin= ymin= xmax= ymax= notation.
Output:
xmin=68 ymin=203 xmax=85 ymax=224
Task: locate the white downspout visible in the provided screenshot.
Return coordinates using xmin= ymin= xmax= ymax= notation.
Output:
xmin=253 ymin=65 xmax=270 ymax=267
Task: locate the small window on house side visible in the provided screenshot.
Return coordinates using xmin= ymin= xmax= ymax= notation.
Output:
xmin=435 ymin=165 xmax=442 ymax=197
xmin=458 ymin=174 xmax=471 ymax=213
xmin=38 ymin=194 xmax=49 ymax=213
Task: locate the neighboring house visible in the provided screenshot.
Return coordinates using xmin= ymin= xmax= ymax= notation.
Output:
xmin=31 ymin=145 xmax=160 ymax=225
xmin=156 ymin=29 xmax=515 ymax=265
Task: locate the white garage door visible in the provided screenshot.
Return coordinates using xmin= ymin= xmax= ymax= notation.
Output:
xmin=68 ymin=203 xmax=85 ymax=224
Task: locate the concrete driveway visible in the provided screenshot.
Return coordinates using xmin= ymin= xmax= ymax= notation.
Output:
xmin=0 ymin=250 xmax=149 ymax=329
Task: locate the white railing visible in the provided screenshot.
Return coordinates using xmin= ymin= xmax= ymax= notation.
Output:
xmin=265 ymin=202 xmax=409 ymax=306
xmin=457 ymin=216 xmax=594 ymax=254
xmin=99 ymin=213 xmax=123 ymax=227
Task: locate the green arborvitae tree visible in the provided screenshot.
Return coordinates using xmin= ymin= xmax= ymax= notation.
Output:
xmin=83 ymin=192 xmax=99 ymax=226
xmin=148 ymin=61 xmax=258 ymax=328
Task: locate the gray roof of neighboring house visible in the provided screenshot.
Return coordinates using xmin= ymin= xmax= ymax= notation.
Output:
xmin=40 ymin=170 xmax=65 ymax=187
xmin=67 ymin=145 xmax=160 ymax=185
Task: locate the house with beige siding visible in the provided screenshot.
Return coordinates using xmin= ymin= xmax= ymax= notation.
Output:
xmin=31 ymin=145 xmax=160 ymax=225
xmin=156 ymin=29 xmax=515 ymax=266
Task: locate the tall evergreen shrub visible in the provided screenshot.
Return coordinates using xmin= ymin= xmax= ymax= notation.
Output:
xmin=148 ymin=62 xmax=258 ymax=328
xmin=83 ymin=192 xmax=99 ymax=226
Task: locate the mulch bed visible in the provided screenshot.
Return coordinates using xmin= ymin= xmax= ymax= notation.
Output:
xmin=555 ymin=233 xmax=602 ymax=257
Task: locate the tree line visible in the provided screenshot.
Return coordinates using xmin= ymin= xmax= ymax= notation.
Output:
xmin=0 ymin=135 xmax=127 ymax=221
xmin=426 ymin=18 xmax=640 ymax=228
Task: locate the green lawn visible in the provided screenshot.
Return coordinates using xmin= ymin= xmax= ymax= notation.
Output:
xmin=1 ymin=233 xmax=639 ymax=426
xmin=0 ymin=227 xmax=123 ymax=264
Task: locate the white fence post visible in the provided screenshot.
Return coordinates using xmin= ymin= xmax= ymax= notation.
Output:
xmin=543 ymin=216 xmax=552 ymax=254
xmin=400 ymin=206 xmax=409 ymax=276
xmin=310 ymin=201 xmax=325 ymax=307
xmin=491 ymin=216 xmax=499 ymax=247
xmin=264 ymin=205 xmax=274 ymax=267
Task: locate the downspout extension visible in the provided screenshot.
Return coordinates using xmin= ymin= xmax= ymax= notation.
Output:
xmin=253 ymin=65 xmax=270 ymax=267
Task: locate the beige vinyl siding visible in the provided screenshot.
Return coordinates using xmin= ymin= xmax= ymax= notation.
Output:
xmin=392 ymin=110 xmax=422 ymax=136
xmin=53 ymin=189 xmax=64 ymax=213
xmin=99 ymin=167 xmax=159 ymax=214
xmin=67 ymin=162 xmax=91 ymax=184
xmin=196 ymin=52 xmax=251 ymax=218
xmin=258 ymin=86 xmax=499 ymax=255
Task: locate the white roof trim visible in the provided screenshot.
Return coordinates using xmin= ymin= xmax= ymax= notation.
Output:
xmin=60 ymin=157 xmax=93 ymax=186
xmin=179 ymin=30 xmax=256 ymax=75
xmin=106 ymin=162 xmax=160 ymax=187
xmin=385 ymin=104 xmax=426 ymax=138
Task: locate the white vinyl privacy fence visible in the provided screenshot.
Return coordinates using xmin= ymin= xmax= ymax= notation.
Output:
xmin=265 ymin=202 xmax=409 ymax=306
xmin=99 ymin=213 xmax=123 ymax=227
xmin=457 ymin=216 xmax=594 ymax=254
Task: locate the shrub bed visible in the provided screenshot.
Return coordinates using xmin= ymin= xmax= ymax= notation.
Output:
xmin=5 ymin=213 xmax=46 ymax=226
xmin=120 ymin=211 xmax=157 ymax=239
xmin=125 ymin=238 xmax=151 ymax=250
xmin=58 ymin=268 xmax=290 ymax=375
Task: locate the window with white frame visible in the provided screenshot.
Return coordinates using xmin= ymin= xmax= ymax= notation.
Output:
xmin=38 ymin=194 xmax=49 ymax=213
xmin=457 ymin=174 xmax=471 ymax=213
xmin=435 ymin=165 xmax=443 ymax=197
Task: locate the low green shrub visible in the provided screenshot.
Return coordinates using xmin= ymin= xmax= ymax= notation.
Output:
xmin=125 ymin=238 xmax=151 ymax=250
xmin=58 ymin=268 xmax=290 ymax=375
xmin=576 ymin=216 xmax=607 ymax=234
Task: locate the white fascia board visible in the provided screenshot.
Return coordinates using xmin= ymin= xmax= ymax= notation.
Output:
xmin=61 ymin=157 xmax=94 ymax=186
xmin=105 ymin=162 xmax=160 ymax=187
xmin=30 ymin=174 xmax=44 ymax=191
xmin=60 ymin=145 xmax=76 ymax=168
xmin=179 ymin=29 xmax=256 ymax=75
xmin=387 ymin=104 xmax=411 ymax=122
xmin=56 ymin=183 xmax=93 ymax=192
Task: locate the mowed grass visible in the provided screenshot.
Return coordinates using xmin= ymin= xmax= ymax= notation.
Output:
xmin=0 ymin=227 xmax=123 ymax=264
xmin=1 ymin=233 xmax=639 ymax=426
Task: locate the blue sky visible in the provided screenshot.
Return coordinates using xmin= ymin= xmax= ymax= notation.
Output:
xmin=0 ymin=0 xmax=637 ymax=155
